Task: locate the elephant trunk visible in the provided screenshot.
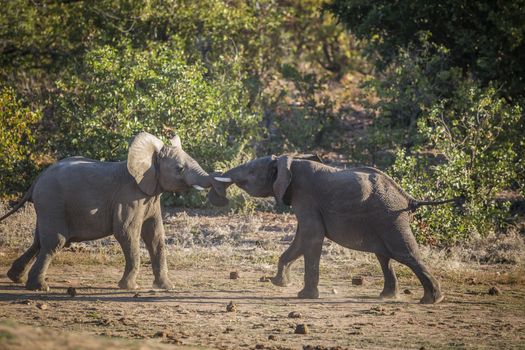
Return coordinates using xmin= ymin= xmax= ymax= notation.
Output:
xmin=184 ymin=160 xmax=212 ymax=190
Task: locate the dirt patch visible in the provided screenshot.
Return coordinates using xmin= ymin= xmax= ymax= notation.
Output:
xmin=0 ymin=206 xmax=524 ymax=349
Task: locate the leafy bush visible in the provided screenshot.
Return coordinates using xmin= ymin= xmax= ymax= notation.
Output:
xmin=390 ymin=84 xmax=523 ymax=245
xmin=54 ymin=42 xmax=259 ymax=169
xmin=0 ymin=87 xmax=40 ymax=197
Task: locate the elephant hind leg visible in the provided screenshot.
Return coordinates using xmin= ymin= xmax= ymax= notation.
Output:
xmin=383 ymin=225 xmax=443 ymax=304
xmin=376 ymin=253 xmax=399 ymax=299
xmin=392 ymin=253 xmax=443 ymax=304
xmin=26 ymin=231 xmax=66 ymax=291
xmin=8 ymin=229 xmax=41 ymax=283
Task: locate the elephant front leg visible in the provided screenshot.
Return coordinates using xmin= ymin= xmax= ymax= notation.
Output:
xmin=141 ymin=216 xmax=173 ymax=290
xmin=297 ymin=220 xmax=325 ymax=299
xmin=272 ymin=226 xmax=304 ymax=287
xmin=115 ymin=230 xmax=141 ymax=290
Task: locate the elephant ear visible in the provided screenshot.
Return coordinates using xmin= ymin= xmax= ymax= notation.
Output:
xmin=207 ymin=172 xmax=230 ymax=207
xmin=273 ymin=155 xmax=293 ymax=206
xmin=170 ymin=134 xmax=182 ymax=148
xmin=127 ymin=132 xmax=164 ymax=196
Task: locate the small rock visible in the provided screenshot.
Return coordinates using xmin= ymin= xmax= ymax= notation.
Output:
xmin=259 ymin=276 xmax=271 ymax=282
xmin=226 ymin=301 xmax=237 ymax=312
xmin=294 ymin=324 xmax=309 ymax=334
xmin=332 ymin=288 xmax=338 ymax=294
xmin=224 ymin=327 xmax=234 ymax=333
xmin=133 ymin=293 xmax=141 ymax=298
xmin=230 ymin=271 xmax=240 ymax=280
xmin=255 ymin=344 xmax=265 ymax=349
xmin=268 ymin=334 xmax=277 ymax=341
xmin=403 ymin=289 xmax=412 ymax=295
xmin=351 ymin=276 xmax=365 ymax=286
xmin=288 ymin=311 xmax=302 ymax=318
xmin=153 ymin=330 xmax=172 ymax=338
xmin=36 ymin=302 xmax=48 ymax=310
xmin=15 ymin=299 xmax=32 ymax=305
xmin=488 ymin=286 xmax=501 ymax=296
xmin=67 ymin=287 xmax=77 ymax=297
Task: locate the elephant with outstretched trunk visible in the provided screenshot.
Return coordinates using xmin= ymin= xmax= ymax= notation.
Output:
xmin=209 ymin=155 xmax=460 ymax=304
xmin=0 ymin=132 xmax=219 ymax=291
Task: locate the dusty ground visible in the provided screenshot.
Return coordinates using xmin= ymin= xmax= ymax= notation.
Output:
xmin=0 ymin=204 xmax=524 ymax=349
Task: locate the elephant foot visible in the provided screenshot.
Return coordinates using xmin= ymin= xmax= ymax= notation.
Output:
xmin=7 ymin=268 xmax=26 ymax=283
xmin=297 ymin=288 xmax=319 ymax=299
xmin=118 ymin=279 xmax=138 ymax=290
xmin=271 ymin=276 xmax=291 ymax=287
xmin=419 ymin=291 xmax=444 ymax=304
xmin=25 ymin=279 xmax=49 ymax=292
xmin=153 ymin=278 xmax=174 ymax=290
xmin=379 ymin=289 xmax=399 ymax=300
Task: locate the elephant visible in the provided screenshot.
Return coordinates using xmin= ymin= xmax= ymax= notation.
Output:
xmin=210 ymin=155 xmax=459 ymax=304
xmin=0 ymin=132 xmax=219 ymax=291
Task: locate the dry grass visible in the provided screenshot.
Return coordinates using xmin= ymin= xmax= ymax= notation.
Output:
xmin=1 ymin=202 xmax=524 ymax=281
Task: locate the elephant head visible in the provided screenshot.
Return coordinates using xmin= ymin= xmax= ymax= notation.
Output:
xmin=210 ymin=154 xmax=322 ymax=207
xmin=127 ymin=132 xmax=215 ymax=196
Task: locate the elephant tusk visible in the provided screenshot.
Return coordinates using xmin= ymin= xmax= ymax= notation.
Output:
xmin=214 ymin=177 xmax=232 ymax=183
xmin=192 ymin=185 xmax=205 ymax=191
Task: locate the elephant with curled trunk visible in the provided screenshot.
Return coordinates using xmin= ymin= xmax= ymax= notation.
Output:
xmin=0 ymin=132 xmax=219 ymax=291
xmin=210 ymin=155 xmax=459 ymax=304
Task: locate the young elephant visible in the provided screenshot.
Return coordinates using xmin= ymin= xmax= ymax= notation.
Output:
xmin=211 ymin=155 xmax=458 ymax=304
xmin=0 ymin=132 xmax=218 ymax=291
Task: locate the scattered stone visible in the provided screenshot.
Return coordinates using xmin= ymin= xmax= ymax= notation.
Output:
xmin=224 ymin=327 xmax=234 ymax=333
xmin=268 ymin=335 xmax=277 ymax=341
xmin=67 ymin=287 xmax=77 ymax=297
xmin=36 ymin=302 xmax=48 ymax=310
xmin=255 ymin=344 xmax=265 ymax=349
xmin=303 ymin=346 xmax=345 ymax=350
xmin=133 ymin=293 xmax=141 ymax=298
xmin=15 ymin=299 xmax=33 ymax=305
xmin=288 ymin=311 xmax=302 ymax=318
xmin=153 ymin=330 xmax=172 ymax=338
xmin=226 ymin=301 xmax=237 ymax=312
xmin=332 ymin=288 xmax=338 ymax=294
xmin=403 ymin=289 xmax=412 ymax=295
xmin=259 ymin=276 xmax=271 ymax=282
xmin=294 ymin=324 xmax=309 ymax=334
xmin=230 ymin=271 xmax=240 ymax=279
xmin=351 ymin=276 xmax=365 ymax=286
xmin=488 ymin=286 xmax=501 ymax=296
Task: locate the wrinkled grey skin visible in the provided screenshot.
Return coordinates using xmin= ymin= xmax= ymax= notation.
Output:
xmin=0 ymin=132 xmax=218 ymax=292
xmin=212 ymin=155 xmax=457 ymax=304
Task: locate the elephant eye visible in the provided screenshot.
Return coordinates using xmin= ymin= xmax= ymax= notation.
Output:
xmin=176 ymin=165 xmax=184 ymax=173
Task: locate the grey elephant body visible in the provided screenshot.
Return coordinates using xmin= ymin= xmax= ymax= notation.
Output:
xmin=1 ymin=132 xmax=216 ymax=291
xmin=213 ymin=156 xmax=456 ymax=304
xmin=32 ymin=157 xmax=157 ymax=243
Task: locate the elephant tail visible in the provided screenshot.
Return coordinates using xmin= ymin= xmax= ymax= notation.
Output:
xmin=408 ymin=196 xmax=465 ymax=211
xmin=0 ymin=183 xmax=34 ymax=222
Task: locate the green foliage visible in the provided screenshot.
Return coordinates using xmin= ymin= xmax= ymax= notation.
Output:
xmin=327 ymin=0 xmax=525 ymax=99
xmin=390 ymin=84 xmax=523 ymax=244
xmin=53 ymin=42 xmax=258 ymax=168
xmin=0 ymin=87 xmax=40 ymax=196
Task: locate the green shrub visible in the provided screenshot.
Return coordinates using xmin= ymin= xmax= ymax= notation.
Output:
xmin=0 ymin=87 xmax=40 ymax=197
xmin=390 ymin=84 xmax=523 ymax=245
xmin=54 ymin=41 xmax=259 ymax=168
